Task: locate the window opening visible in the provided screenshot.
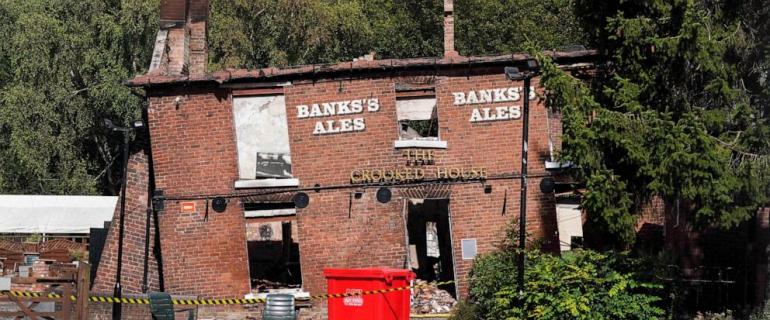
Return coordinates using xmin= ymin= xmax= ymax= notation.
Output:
xmin=396 ymin=96 xmax=438 ymax=140
xmin=555 ymin=203 xmax=583 ymax=252
xmin=233 ymin=95 xmax=292 ymax=180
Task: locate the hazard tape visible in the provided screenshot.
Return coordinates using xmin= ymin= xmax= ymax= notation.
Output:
xmin=1 ymin=280 xmax=454 ymax=305
xmin=1 ymin=291 xmax=265 ymax=305
xmin=310 ymin=280 xmax=455 ymax=300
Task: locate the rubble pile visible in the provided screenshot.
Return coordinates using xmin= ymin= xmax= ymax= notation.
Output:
xmin=411 ymin=280 xmax=457 ymax=314
xmin=250 ymin=279 xmax=300 ymax=292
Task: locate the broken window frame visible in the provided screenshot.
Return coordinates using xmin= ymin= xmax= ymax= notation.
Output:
xmin=395 ymin=89 xmax=439 ymax=141
xmin=232 ymin=88 xmax=299 ymax=188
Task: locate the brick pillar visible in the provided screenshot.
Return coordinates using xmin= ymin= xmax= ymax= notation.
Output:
xmin=92 ymin=150 xmax=161 ymax=295
xmin=443 ymin=0 xmax=460 ymax=58
xmin=187 ymin=20 xmax=207 ymax=75
xmin=163 ymin=26 xmax=189 ymax=75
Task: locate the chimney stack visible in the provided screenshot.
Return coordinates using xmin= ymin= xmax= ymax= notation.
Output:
xmin=443 ymin=0 xmax=460 ymax=58
xmin=150 ymin=0 xmax=209 ymax=75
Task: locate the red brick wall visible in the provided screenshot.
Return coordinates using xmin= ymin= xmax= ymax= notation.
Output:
xmin=245 ymin=217 xmax=297 ymax=242
xmin=146 ymin=87 xmax=251 ymax=297
xmin=282 ymin=71 xmax=556 ymax=294
xmin=92 ymin=150 xmax=161 ymax=295
xmin=143 ymin=67 xmax=559 ymax=298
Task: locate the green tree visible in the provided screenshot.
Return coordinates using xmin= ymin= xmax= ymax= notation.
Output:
xmin=535 ymin=0 xmax=770 ymax=246
xmin=0 ymin=0 xmax=158 ymax=195
xmin=455 ymin=0 xmax=585 ymax=55
xmin=209 ymin=0 xmax=374 ymax=69
xmin=208 ymin=0 xmax=585 ymax=70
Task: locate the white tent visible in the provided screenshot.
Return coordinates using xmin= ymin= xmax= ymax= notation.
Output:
xmin=0 ymin=195 xmax=117 ymax=234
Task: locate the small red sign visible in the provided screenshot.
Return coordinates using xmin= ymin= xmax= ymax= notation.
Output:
xmin=180 ymin=202 xmax=196 ymax=213
xmin=343 ymin=289 xmax=363 ymax=307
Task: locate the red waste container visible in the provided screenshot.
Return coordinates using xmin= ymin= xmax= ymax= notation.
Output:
xmin=324 ymin=268 xmax=415 ymax=320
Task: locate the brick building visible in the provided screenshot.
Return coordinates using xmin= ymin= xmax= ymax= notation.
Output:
xmin=91 ymin=0 xmax=597 ymax=316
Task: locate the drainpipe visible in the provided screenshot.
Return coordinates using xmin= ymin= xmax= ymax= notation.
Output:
xmin=141 ymin=105 xmax=155 ymax=293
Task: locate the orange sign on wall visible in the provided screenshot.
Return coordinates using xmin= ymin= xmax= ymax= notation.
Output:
xmin=180 ymin=202 xmax=196 ymax=213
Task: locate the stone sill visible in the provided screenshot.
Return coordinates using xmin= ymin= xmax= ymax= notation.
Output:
xmin=545 ymin=161 xmax=575 ymax=170
xmin=234 ymin=178 xmax=300 ymax=189
xmin=244 ymin=208 xmax=296 ymax=218
xmin=394 ymin=140 xmax=448 ymax=149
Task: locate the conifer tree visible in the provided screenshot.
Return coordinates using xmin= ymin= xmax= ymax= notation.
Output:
xmin=538 ymin=0 xmax=770 ymax=246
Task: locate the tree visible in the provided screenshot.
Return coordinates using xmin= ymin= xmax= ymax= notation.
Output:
xmin=0 ymin=0 xmax=158 ymax=195
xmin=455 ymin=0 xmax=584 ymax=55
xmin=207 ymin=0 xmax=586 ymax=70
xmin=536 ymin=0 xmax=770 ymax=246
xmin=208 ymin=0 xmax=376 ymax=69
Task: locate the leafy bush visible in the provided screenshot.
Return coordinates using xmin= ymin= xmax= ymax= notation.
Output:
xmin=448 ymin=301 xmax=479 ymax=320
xmin=750 ymin=305 xmax=770 ymax=320
xmin=468 ymin=249 xmax=664 ymax=320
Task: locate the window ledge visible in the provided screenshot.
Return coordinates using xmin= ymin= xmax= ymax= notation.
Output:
xmin=394 ymin=140 xmax=447 ymax=149
xmin=234 ymin=178 xmax=300 ymax=189
xmin=245 ymin=208 xmax=296 ymax=218
xmin=545 ymin=161 xmax=575 ymax=170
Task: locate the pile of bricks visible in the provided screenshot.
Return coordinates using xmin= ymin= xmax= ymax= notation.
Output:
xmin=411 ymin=280 xmax=456 ymax=314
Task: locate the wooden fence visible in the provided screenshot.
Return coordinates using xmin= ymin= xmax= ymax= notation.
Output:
xmin=0 ymin=262 xmax=90 ymax=320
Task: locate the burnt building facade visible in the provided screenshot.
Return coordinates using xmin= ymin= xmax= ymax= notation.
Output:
xmin=91 ymin=0 xmax=596 ymax=311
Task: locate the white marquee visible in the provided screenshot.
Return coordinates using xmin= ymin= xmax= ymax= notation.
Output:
xmin=0 ymin=195 xmax=116 ymax=234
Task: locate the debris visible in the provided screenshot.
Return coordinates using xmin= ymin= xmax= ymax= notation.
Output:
xmin=411 ymin=280 xmax=457 ymax=314
xmin=250 ymin=279 xmax=300 ymax=293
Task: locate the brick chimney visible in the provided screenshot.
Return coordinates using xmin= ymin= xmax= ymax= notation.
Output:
xmin=149 ymin=0 xmax=209 ymax=75
xmin=443 ymin=0 xmax=460 ymax=58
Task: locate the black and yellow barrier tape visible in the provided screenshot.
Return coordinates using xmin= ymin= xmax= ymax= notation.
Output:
xmin=310 ymin=280 xmax=455 ymax=300
xmin=0 ymin=280 xmax=454 ymax=305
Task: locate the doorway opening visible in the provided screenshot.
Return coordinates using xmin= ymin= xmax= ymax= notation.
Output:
xmin=244 ymin=202 xmax=302 ymax=292
xmin=406 ymin=198 xmax=456 ymax=297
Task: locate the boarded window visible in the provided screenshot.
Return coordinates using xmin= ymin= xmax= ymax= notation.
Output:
xmin=396 ymin=97 xmax=438 ymax=140
xmin=233 ymin=96 xmax=292 ymax=180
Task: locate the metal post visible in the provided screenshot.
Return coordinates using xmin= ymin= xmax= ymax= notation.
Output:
xmin=517 ymin=77 xmax=531 ymax=302
xmin=113 ymin=131 xmax=129 ymax=320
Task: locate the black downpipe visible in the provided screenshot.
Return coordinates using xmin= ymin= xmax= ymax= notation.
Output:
xmin=142 ymin=206 xmax=151 ymax=292
xmin=141 ymin=106 xmax=155 ymax=293
xmin=153 ymin=205 xmax=165 ymax=291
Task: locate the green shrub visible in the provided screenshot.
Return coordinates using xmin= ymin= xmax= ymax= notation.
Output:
xmin=750 ymin=305 xmax=770 ymax=320
xmin=468 ymin=249 xmax=664 ymax=320
xmin=448 ymin=301 xmax=480 ymax=320
xmin=467 ymin=250 xmax=518 ymax=317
